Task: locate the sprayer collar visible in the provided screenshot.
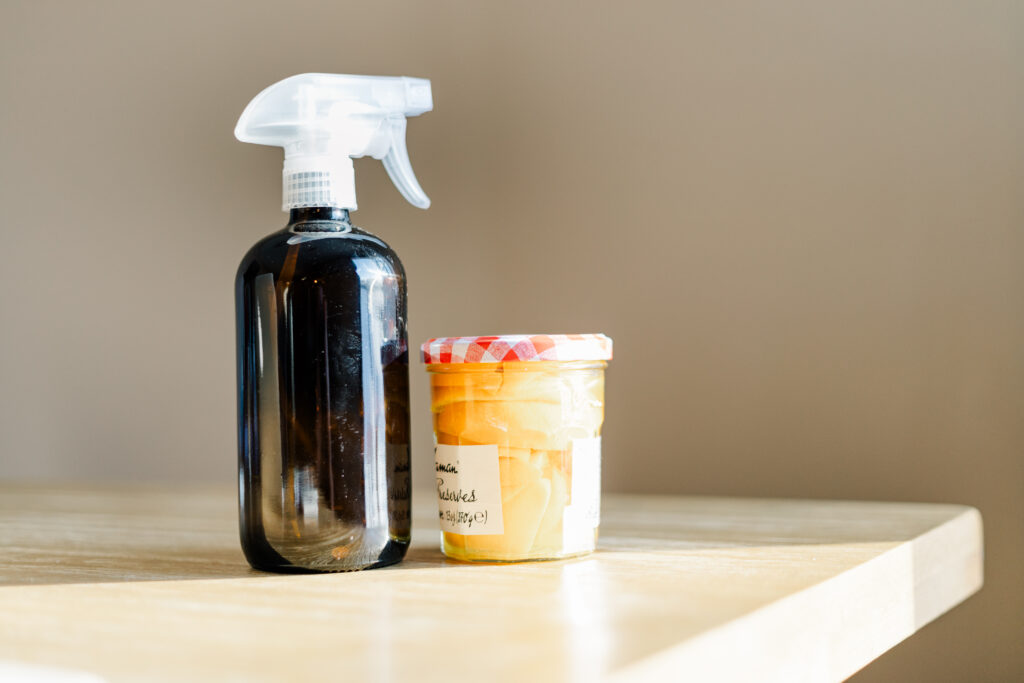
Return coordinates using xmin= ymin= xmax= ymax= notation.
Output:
xmin=282 ymin=156 xmax=357 ymax=211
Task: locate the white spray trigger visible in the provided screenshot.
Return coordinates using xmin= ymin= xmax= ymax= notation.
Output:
xmin=382 ymin=117 xmax=430 ymax=209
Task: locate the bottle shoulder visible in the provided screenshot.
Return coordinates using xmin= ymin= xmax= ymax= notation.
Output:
xmin=236 ymin=223 xmax=405 ymax=282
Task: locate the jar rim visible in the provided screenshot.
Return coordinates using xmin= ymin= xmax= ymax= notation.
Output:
xmin=420 ymin=334 xmax=612 ymax=364
xmin=425 ymin=359 xmax=607 ymax=373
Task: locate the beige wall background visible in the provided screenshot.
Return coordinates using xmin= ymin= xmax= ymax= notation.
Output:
xmin=1 ymin=0 xmax=1021 ymax=679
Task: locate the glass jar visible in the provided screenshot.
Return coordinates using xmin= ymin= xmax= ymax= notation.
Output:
xmin=422 ymin=334 xmax=612 ymax=562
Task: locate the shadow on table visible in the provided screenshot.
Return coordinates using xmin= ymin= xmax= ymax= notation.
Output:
xmin=0 ymin=484 xmax=459 ymax=587
xmin=0 ymin=542 xmax=452 ymax=587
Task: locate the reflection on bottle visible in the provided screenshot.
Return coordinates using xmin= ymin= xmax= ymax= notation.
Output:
xmin=355 ymin=257 xmax=393 ymax=546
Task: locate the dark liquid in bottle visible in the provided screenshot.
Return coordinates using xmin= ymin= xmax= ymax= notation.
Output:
xmin=235 ymin=207 xmax=410 ymax=572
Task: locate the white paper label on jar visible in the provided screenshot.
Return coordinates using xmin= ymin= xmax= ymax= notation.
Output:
xmin=563 ymin=437 xmax=602 ymax=552
xmin=435 ymin=444 xmax=504 ymax=535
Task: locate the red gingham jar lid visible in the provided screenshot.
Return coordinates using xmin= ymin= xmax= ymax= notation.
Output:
xmin=421 ymin=334 xmax=613 ymax=364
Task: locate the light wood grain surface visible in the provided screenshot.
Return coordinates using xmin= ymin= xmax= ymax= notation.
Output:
xmin=0 ymin=484 xmax=982 ymax=682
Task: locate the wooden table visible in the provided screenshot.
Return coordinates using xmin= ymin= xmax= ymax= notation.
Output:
xmin=0 ymin=484 xmax=981 ymax=682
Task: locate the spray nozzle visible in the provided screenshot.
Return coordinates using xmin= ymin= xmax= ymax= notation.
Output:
xmin=235 ymin=73 xmax=433 ymax=211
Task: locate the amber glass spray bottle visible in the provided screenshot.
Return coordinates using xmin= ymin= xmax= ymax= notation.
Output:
xmin=233 ymin=73 xmax=432 ymax=571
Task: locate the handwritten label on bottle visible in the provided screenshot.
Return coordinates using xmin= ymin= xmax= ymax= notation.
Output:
xmin=435 ymin=444 xmax=504 ymax=535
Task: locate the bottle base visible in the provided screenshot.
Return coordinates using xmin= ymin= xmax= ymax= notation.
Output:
xmin=243 ymin=538 xmax=409 ymax=574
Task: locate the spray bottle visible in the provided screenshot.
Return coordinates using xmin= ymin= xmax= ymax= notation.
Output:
xmin=234 ymin=73 xmax=431 ymax=571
